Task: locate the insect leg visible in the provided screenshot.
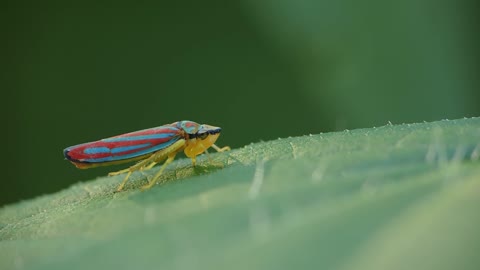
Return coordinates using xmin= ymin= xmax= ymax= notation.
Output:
xmin=116 ymin=171 xmax=133 ymax=192
xmin=144 ymin=161 xmax=158 ymax=170
xmin=141 ymin=153 xmax=177 ymax=190
xmin=205 ymin=144 xmax=233 ymax=167
xmin=109 ymin=156 xmax=155 ymax=176
xmin=108 ymin=168 xmax=130 ymax=176
xmin=211 ymin=144 xmax=231 ymax=152
xmin=191 ymin=157 xmax=196 ymax=166
xmin=137 ymin=161 xmax=158 ymax=179
xmin=114 ymin=159 xmax=153 ymax=192
xmin=117 ymin=139 xmax=186 ymax=191
xmin=140 ymin=139 xmax=186 ymax=190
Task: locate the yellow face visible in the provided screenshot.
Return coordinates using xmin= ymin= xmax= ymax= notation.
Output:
xmin=184 ymin=133 xmax=220 ymax=158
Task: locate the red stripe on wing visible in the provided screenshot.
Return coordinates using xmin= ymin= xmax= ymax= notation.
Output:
xmin=64 ymin=126 xmax=183 ymax=163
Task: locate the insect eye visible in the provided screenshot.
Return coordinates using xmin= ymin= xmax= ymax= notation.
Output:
xmin=197 ymin=133 xmax=208 ymax=140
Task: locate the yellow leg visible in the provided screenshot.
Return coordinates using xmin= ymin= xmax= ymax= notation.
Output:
xmin=137 ymin=161 xmax=158 ymax=179
xmin=114 ymin=158 xmax=152 ymax=192
xmin=212 ymin=144 xmax=231 ymax=152
xmin=108 ymin=168 xmax=130 ymax=176
xmin=112 ymin=139 xmax=187 ymax=192
xmin=141 ymin=153 xmax=177 ymax=190
xmin=209 ymin=144 xmax=230 ymax=164
xmin=191 ymin=157 xmax=196 ymax=166
xmin=144 ymin=161 xmax=157 ymax=170
xmin=118 ymin=160 xmax=160 ymax=187
xmin=198 ymin=143 xmax=230 ymax=165
xmin=116 ymin=171 xmax=132 ymax=192
xmin=109 ymin=155 xmax=159 ymax=177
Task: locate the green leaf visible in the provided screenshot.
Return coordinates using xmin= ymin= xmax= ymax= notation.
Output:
xmin=1 ymin=118 xmax=479 ymax=270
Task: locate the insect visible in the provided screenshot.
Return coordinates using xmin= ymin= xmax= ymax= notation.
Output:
xmin=64 ymin=120 xmax=230 ymax=191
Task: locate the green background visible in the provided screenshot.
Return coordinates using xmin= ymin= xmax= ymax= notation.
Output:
xmin=3 ymin=0 xmax=479 ymax=206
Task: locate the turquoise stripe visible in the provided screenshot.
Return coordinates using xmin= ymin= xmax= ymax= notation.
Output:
xmin=102 ymin=133 xmax=177 ymax=143
xmin=83 ymin=137 xmax=180 ymax=163
xmin=111 ymin=143 xmax=151 ymax=154
xmin=84 ymin=147 xmax=110 ymax=155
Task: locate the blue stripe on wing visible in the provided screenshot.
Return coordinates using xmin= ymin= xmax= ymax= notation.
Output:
xmin=84 ymin=147 xmax=110 ymax=155
xmin=102 ymin=133 xmax=178 ymax=143
xmin=83 ymin=144 xmax=152 ymax=155
xmin=111 ymin=143 xmax=152 ymax=154
xmin=82 ymin=137 xmax=181 ymax=163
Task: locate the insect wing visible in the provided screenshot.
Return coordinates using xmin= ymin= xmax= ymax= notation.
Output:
xmin=64 ymin=126 xmax=182 ymax=164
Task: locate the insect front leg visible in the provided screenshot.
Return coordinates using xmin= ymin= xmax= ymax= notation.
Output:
xmin=191 ymin=157 xmax=196 ymax=166
xmin=211 ymin=144 xmax=231 ymax=152
xmin=201 ymin=144 xmax=231 ymax=168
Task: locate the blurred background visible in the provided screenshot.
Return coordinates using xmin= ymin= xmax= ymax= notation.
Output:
xmin=3 ymin=0 xmax=479 ymax=206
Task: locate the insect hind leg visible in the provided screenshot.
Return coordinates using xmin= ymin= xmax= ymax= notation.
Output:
xmin=113 ymin=139 xmax=186 ymax=192
xmin=140 ymin=153 xmax=176 ymax=190
xmin=115 ymin=171 xmax=133 ymax=192
xmin=112 ymin=156 xmax=157 ymax=192
xmin=108 ymin=168 xmax=130 ymax=176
